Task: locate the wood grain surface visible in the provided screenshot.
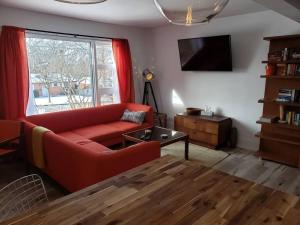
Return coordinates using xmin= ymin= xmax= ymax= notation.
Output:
xmin=4 ymin=155 xmax=300 ymax=225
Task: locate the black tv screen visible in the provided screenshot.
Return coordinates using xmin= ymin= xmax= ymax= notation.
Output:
xmin=178 ymin=35 xmax=232 ymax=71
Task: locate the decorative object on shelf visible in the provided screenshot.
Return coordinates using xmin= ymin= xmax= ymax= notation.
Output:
xmin=154 ymin=0 xmax=230 ymax=26
xmin=201 ymin=106 xmax=214 ymax=117
xmin=290 ymin=48 xmax=300 ymax=60
xmin=282 ymin=48 xmax=289 ymax=61
xmin=54 ymin=0 xmax=107 ymax=4
xmin=265 ymin=64 xmax=276 ymax=76
xmin=186 ymin=107 xmax=201 ymax=116
xmin=259 ymin=115 xmax=279 ymax=123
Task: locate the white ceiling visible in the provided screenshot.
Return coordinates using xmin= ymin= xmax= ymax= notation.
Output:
xmin=0 ymin=0 xmax=267 ymax=27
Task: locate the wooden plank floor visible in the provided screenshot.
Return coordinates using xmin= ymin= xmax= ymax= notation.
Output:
xmin=4 ymin=155 xmax=300 ymax=225
xmin=214 ymin=148 xmax=300 ymax=197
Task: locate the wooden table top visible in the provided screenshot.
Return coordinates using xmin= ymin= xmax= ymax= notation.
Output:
xmin=4 ymin=155 xmax=300 ymax=225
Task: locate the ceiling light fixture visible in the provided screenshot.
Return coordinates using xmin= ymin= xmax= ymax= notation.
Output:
xmin=154 ymin=0 xmax=230 ymax=26
xmin=54 ymin=0 xmax=107 ymax=4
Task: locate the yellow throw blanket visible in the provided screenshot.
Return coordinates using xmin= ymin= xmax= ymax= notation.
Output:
xmin=32 ymin=126 xmax=51 ymax=169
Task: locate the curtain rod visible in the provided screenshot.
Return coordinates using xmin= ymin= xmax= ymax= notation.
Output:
xmin=26 ymin=28 xmax=112 ymax=40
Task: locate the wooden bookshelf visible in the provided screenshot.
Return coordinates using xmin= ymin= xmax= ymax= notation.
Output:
xmin=262 ymin=60 xmax=300 ymax=64
xmin=258 ymin=99 xmax=300 ymax=107
xmin=260 ymin=75 xmax=300 ymax=80
xmin=257 ymin=34 xmax=300 ymax=168
xmin=256 ymin=120 xmax=300 ymax=131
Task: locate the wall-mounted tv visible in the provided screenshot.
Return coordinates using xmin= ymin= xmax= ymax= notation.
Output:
xmin=178 ymin=35 xmax=232 ymax=71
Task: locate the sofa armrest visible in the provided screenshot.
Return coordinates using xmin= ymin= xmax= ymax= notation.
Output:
xmin=126 ymin=103 xmax=154 ymax=126
xmin=43 ymin=132 xmax=160 ymax=192
xmin=96 ymin=141 xmax=161 ymax=181
xmin=21 ymin=119 xmax=37 ymax=162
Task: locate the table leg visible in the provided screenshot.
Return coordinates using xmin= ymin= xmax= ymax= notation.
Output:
xmin=122 ymin=137 xmax=127 ymax=148
xmin=185 ymin=136 xmax=189 ymax=160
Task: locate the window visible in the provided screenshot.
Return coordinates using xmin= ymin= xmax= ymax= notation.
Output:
xmin=26 ymin=33 xmax=119 ymax=115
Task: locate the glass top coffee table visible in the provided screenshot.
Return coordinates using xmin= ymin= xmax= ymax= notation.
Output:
xmin=122 ymin=126 xmax=189 ymax=160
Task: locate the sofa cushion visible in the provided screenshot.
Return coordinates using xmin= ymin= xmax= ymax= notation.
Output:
xmin=108 ymin=121 xmax=151 ymax=133
xmin=71 ymin=124 xmax=122 ymax=143
xmin=121 ymin=109 xmax=146 ymax=124
xmin=58 ymin=131 xmax=110 ymax=153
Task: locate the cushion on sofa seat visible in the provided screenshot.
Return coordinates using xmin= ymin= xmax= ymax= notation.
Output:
xmin=72 ymin=124 xmax=122 ymax=143
xmin=58 ymin=131 xmax=110 ymax=153
xmin=108 ymin=121 xmax=152 ymax=133
xmin=58 ymin=132 xmax=91 ymax=144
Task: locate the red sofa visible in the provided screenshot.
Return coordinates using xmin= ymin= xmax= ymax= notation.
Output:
xmin=23 ymin=103 xmax=160 ymax=192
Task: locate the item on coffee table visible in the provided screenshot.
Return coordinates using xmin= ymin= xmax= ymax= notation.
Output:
xmin=144 ymin=129 xmax=152 ymax=140
xmin=161 ymin=134 xmax=168 ymax=139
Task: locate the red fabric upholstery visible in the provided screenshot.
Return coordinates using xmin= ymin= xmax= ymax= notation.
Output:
xmin=23 ymin=103 xmax=160 ymax=192
xmin=44 ymin=132 xmax=160 ymax=192
xmin=109 ymin=121 xmax=151 ymax=132
xmin=0 ymin=26 xmax=29 ymax=119
xmin=72 ymin=124 xmax=122 ymax=143
xmin=112 ymin=39 xmax=135 ymax=103
xmin=26 ymin=104 xmax=126 ymax=133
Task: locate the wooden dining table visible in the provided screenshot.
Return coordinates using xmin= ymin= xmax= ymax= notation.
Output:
xmin=4 ymin=155 xmax=300 ymax=225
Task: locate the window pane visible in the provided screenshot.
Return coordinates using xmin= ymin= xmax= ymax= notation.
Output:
xmin=26 ymin=37 xmax=93 ymax=115
xmin=95 ymin=40 xmax=120 ymax=105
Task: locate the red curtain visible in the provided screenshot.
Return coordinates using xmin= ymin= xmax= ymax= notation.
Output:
xmin=0 ymin=26 xmax=29 ymax=120
xmin=112 ymin=39 xmax=135 ymax=103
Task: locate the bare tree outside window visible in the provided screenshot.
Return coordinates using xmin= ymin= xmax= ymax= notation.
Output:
xmin=26 ymin=36 xmax=119 ymax=115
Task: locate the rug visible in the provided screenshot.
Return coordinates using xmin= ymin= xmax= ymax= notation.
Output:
xmin=161 ymin=142 xmax=229 ymax=167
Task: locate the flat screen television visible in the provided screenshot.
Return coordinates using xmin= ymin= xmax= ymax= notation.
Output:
xmin=178 ymin=35 xmax=232 ymax=71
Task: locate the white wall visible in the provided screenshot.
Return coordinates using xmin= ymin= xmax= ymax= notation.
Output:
xmin=1 ymin=6 xmax=299 ymax=150
xmin=0 ymin=6 xmax=151 ymax=102
xmin=149 ymin=11 xmax=300 ymax=150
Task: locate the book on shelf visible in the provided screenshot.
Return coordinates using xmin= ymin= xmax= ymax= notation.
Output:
xmin=259 ymin=116 xmax=279 ymax=123
xmin=285 ymin=111 xmax=300 ymax=126
xmin=287 ymin=64 xmax=300 ymax=76
xmin=276 ymin=64 xmax=286 ymax=76
xmin=276 ymin=89 xmax=300 ymax=102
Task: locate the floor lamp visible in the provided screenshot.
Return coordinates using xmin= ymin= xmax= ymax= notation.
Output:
xmin=142 ymin=69 xmax=162 ymax=126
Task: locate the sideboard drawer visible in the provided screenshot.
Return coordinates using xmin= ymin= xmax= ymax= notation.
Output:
xmin=183 ymin=118 xmax=218 ymax=135
xmin=189 ymin=130 xmax=218 ymax=146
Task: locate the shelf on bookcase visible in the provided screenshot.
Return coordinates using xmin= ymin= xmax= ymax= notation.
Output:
xmin=262 ymin=60 xmax=300 ymax=64
xmin=256 ymin=120 xmax=300 ymax=130
xmin=260 ymin=75 xmax=300 ymax=79
xmin=255 ymin=132 xmax=300 ymax=146
xmin=258 ymin=99 xmax=300 ymax=107
xmin=256 ymin=151 xmax=296 ymax=166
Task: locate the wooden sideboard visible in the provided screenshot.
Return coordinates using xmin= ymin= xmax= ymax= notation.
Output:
xmin=174 ymin=113 xmax=232 ymax=149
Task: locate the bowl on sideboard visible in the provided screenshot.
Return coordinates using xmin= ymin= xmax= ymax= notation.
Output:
xmin=186 ymin=107 xmax=202 ymax=116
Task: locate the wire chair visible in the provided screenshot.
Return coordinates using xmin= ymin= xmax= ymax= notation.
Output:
xmin=0 ymin=174 xmax=48 ymax=222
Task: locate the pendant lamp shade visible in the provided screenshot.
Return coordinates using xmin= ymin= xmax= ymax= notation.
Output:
xmin=54 ymin=0 xmax=107 ymax=4
xmin=154 ymin=0 xmax=230 ymax=25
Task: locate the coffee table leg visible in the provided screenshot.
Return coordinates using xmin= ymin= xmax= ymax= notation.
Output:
xmin=122 ymin=137 xmax=127 ymax=148
xmin=185 ymin=136 xmax=189 ymax=160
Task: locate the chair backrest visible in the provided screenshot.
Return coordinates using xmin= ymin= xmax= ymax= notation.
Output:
xmin=0 ymin=120 xmax=22 ymax=142
xmin=0 ymin=174 xmax=48 ymax=223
